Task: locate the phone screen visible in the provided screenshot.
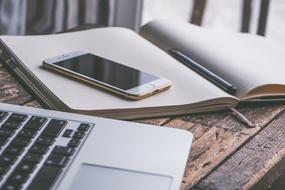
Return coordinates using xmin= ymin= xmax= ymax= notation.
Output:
xmin=52 ymin=53 xmax=160 ymax=90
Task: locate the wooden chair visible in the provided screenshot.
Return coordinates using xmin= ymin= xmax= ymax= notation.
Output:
xmin=190 ymin=0 xmax=271 ymax=36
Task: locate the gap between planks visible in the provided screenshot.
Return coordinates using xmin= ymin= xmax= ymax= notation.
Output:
xmin=195 ymin=107 xmax=285 ymax=190
xmin=2 ymin=59 xmax=285 ymax=190
xmin=163 ymin=105 xmax=285 ymax=190
xmin=137 ymin=105 xmax=285 ymax=189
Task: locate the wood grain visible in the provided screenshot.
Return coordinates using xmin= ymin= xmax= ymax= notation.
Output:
xmin=177 ymin=105 xmax=285 ymax=189
xmin=2 ymin=61 xmax=285 ymax=190
xmin=0 ymin=66 xmax=33 ymax=105
xmin=165 ymin=112 xmax=228 ymax=141
xmin=193 ymin=105 xmax=285 ymax=190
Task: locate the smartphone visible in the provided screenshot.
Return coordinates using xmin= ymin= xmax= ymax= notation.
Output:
xmin=42 ymin=51 xmax=172 ymax=100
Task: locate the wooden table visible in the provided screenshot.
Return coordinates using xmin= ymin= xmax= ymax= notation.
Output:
xmin=1 ymin=62 xmax=285 ymax=190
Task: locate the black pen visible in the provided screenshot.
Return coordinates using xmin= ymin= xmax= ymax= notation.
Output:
xmin=168 ymin=49 xmax=237 ymax=95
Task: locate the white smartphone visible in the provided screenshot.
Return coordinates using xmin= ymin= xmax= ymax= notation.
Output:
xmin=42 ymin=51 xmax=172 ymax=100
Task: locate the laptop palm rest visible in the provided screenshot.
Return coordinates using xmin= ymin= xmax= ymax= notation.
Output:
xmin=69 ymin=164 xmax=173 ymax=190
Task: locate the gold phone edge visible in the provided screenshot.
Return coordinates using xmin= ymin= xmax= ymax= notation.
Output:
xmin=42 ymin=63 xmax=172 ymax=101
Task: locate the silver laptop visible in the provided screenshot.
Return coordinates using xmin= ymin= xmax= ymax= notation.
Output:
xmin=0 ymin=103 xmax=192 ymax=190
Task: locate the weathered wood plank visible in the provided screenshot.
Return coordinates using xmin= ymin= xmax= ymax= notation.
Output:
xmin=238 ymin=105 xmax=285 ymax=127
xmin=165 ymin=112 xmax=228 ymax=141
xmin=179 ymin=105 xmax=285 ymax=189
xmin=2 ymin=58 xmax=285 ymax=190
xmin=0 ymin=67 xmax=33 ymax=105
xmin=183 ymin=121 xmax=259 ymax=189
xmin=195 ymin=108 xmax=285 ymax=190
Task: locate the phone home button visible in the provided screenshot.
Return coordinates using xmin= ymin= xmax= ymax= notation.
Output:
xmin=147 ymin=84 xmax=156 ymax=89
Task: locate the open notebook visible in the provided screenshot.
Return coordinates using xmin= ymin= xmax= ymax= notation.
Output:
xmin=0 ymin=20 xmax=284 ymax=119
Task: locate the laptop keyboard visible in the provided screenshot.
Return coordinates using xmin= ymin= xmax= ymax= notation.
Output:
xmin=0 ymin=110 xmax=93 ymax=190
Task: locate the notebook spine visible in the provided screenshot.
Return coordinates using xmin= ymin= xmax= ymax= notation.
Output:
xmin=0 ymin=39 xmax=69 ymax=111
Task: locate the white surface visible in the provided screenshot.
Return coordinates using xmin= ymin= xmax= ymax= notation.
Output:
xmin=70 ymin=164 xmax=172 ymax=190
xmin=0 ymin=27 xmax=234 ymax=115
xmin=142 ymin=0 xmax=285 ymax=45
xmin=0 ymin=102 xmax=193 ymax=190
xmin=141 ymin=20 xmax=285 ymax=98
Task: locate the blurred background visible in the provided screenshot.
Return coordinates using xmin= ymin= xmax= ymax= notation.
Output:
xmin=0 ymin=0 xmax=283 ymax=44
xmin=143 ymin=0 xmax=285 ymax=44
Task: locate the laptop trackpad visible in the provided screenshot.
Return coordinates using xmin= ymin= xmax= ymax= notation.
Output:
xmin=69 ymin=164 xmax=173 ymax=190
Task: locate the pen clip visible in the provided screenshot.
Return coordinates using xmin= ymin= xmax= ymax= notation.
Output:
xmin=228 ymin=107 xmax=255 ymax=128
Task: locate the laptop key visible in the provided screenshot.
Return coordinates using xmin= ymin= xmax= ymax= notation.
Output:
xmin=23 ymin=153 xmax=42 ymax=163
xmin=29 ymin=144 xmax=49 ymax=154
xmin=7 ymin=170 xmax=30 ymax=185
xmin=0 ymin=165 xmax=9 ymax=176
xmin=36 ymin=136 xmax=55 ymax=145
xmin=15 ymin=162 xmax=36 ymax=173
xmin=0 ymin=110 xmax=93 ymax=189
xmin=27 ymin=166 xmax=62 ymax=190
xmin=52 ymin=146 xmax=74 ymax=156
xmin=0 ymin=129 xmax=15 ymax=137
xmin=41 ymin=119 xmax=66 ymax=137
xmin=11 ymin=137 xmax=31 ymax=147
xmin=8 ymin=113 xmax=27 ymax=122
xmin=24 ymin=116 xmax=47 ymax=131
xmin=4 ymin=145 xmax=25 ymax=156
xmin=0 ymin=154 xmax=17 ymax=165
xmin=0 ymin=111 xmax=8 ymax=122
xmin=1 ymin=121 xmax=21 ymax=130
xmin=18 ymin=129 xmax=37 ymax=138
xmin=45 ymin=154 xmax=69 ymax=167
xmin=78 ymin=123 xmax=90 ymax=131
xmin=0 ymin=137 xmax=9 ymax=146
xmin=73 ymin=131 xmax=85 ymax=139
xmin=68 ymin=138 xmax=81 ymax=147
xmin=62 ymin=129 xmax=73 ymax=138
xmin=1 ymin=182 xmax=21 ymax=190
